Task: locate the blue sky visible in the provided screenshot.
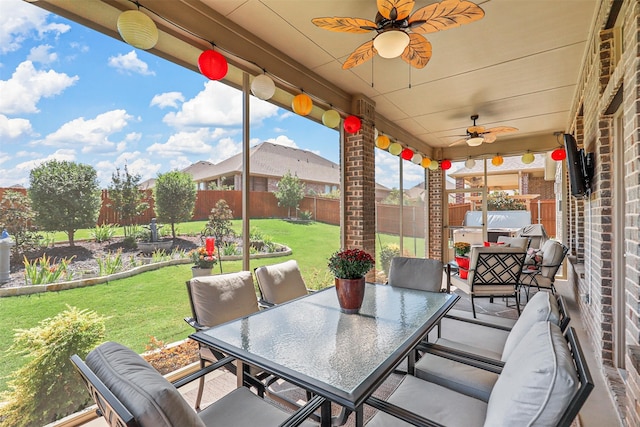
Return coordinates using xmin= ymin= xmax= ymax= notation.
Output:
xmin=0 ymin=0 xmax=424 ymax=189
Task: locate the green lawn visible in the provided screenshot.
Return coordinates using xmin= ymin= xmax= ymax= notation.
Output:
xmin=0 ymin=219 xmax=424 ymax=392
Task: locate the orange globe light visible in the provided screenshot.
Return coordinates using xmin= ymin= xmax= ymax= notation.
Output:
xmin=344 ymin=115 xmax=361 ymax=133
xmin=401 ymin=148 xmax=414 ymax=160
xmin=551 ymin=148 xmax=567 ymax=161
xmin=376 ymin=135 xmax=390 ymax=149
xmin=292 ymin=93 xmax=313 ymax=116
xmin=421 ymin=157 xmax=431 ymax=168
xmin=492 ymin=155 xmax=504 ymax=166
xmin=198 ymin=50 xmax=228 ymax=80
xmin=441 ymin=159 xmax=452 ymax=170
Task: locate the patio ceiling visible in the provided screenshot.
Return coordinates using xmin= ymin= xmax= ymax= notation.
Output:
xmin=31 ymin=0 xmax=598 ymax=161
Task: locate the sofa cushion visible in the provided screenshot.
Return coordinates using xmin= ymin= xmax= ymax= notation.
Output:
xmin=86 ymin=342 xmax=204 ymax=427
xmin=255 ymin=260 xmax=307 ymax=304
xmin=501 ymin=291 xmax=560 ymax=361
xmin=485 ymin=322 xmax=578 ymax=426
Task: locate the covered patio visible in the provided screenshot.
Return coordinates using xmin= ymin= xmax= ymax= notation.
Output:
xmin=28 ymin=0 xmax=636 ymax=425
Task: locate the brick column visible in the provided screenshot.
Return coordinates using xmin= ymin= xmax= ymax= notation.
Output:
xmin=428 ymin=167 xmax=443 ymax=260
xmin=343 ymin=95 xmax=376 ymax=280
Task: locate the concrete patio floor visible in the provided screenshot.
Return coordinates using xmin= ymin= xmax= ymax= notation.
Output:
xmin=81 ymin=278 xmax=623 ymax=427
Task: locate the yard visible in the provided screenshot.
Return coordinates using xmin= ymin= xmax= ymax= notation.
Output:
xmin=0 ymin=219 xmax=424 ymax=393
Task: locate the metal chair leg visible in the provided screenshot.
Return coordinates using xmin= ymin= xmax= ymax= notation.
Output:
xmin=195 ymin=359 xmax=206 ymax=411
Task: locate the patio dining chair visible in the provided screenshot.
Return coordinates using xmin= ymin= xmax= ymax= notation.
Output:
xmin=71 ymin=341 xmax=320 ymax=427
xmin=387 ymin=257 xmax=448 ymax=292
xmin=184 ymin=271 xmax=270 ymax=410
xmin=467 ymin=246 xmax=526 ymax=318
xmin=365 ymin=322 xmax=593 ymax=427
xmin=416 ymin=292 xmax=569 ymax=401
xmin=254 ymin=259 xmax=309 ymax=306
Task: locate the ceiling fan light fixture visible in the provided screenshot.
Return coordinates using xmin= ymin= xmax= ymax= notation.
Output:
xmin=466 ymin=136 xmax=484 ymax=147
xmin=373 ymin=30 xmax=410 ymax=58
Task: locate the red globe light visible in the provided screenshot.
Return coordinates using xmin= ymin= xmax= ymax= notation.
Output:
xmin=441 ymin=159 xmax=452 ymax=170
xmin=198 ymin=50 xmax=228 ymax=80
xmin=551 ymin=148 xmax=567 ymax=161
xmin=401 ymin=148 xmax=414 ymax=160
xmin=343 ymin=115 xmax=361 ymax=133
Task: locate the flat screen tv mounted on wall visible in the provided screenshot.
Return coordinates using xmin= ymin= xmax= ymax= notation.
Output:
xmin=563 ymin=133 xmax=593 ymax=197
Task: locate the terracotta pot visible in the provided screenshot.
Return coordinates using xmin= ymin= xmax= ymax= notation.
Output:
xmin=191 ymin=267 xmax=212 ymax=278
xmin=335 ymin=277 xmax=366 ymax=314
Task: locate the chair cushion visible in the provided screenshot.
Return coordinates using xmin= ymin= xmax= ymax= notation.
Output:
xmin=189 ymin=271 xmax=259 ymax=327
xmin=430 ymin=337 xmax=503 ymax=360
xmin=366 ymin=375 xmax=486 ymax=427
xmin=540 ymin=240 xmax=565 ymax=277
xmin=86 ymin=342 xmax=204 ymax=427
xmin=255 ymin=260 xmax=308 ymax=304
xmin=501 ymin=291 xmax=560 ymax=361
xmin=485 ymin=322 xmax=578 ymax=427
xmin=497 ymin=236 xmax=529 ymax=250
xmin=199 ymin=386 xmax=316 ymax=427
xmin=388 ymin=257 xmax=444 ymax=291
xmin=414 ymin=353 xmax=499 ymax=401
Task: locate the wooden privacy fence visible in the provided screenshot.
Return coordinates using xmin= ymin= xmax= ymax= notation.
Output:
xmin=0 ymin=188 xmax=555 ymax=238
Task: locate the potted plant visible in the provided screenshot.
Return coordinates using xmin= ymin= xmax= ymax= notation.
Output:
xmin=328 ymin=248 xmax=374 ymax=314
xmin=453 ymin=242 xmax=471 ymax=279
xmin=190 ymin=246 xmax=217 ymax=277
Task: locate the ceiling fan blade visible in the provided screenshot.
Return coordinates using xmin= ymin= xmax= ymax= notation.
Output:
xmin=377 ymin=0 xmax=415 ymax=21
xmin=484 ymin=126 xmax=518 ymax=134
xmin=482 ymin=133 xmax=497 ymax=143
xmin=449 ymin=138 xmax=468 ymax=147
xmin=400 ymin=33 xmax=432 ymax=69
xmin=409 ymin=0 xmax=485 ymax=34
xmin=342 ymin=40 xmax=376 ymax=69
xmin=312 ymin=17 xmax=376 ymax=33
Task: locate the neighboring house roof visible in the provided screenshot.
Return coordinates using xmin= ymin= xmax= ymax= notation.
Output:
xmin=183 ymin=161 xmax=216 ymax=182
xmin=198 ymin=142 xmax=340 ymax=185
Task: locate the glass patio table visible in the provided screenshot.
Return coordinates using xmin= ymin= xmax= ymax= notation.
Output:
xmin=190 ymin=282 xmax=459 ymax=427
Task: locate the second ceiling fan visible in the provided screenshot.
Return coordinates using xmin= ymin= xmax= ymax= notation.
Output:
xmin=449 ymin=115 xmax=519 ymax=147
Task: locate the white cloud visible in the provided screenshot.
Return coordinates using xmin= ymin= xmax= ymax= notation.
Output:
xmin=266 ymin=135 xmax=297 ymax=148
xmin=0 ymin=0 xmax=70 ymax=54
xmin=0 ymin=114 xmax=32 ymax=139
xmin=146 ymin=128 xmax=219 ymax=158
xmin=0 ymin=60 xmax=78 ymax=114
xmin=108 ymin=50 xmax=155 ymax=76
xmin=0 ymin=148 xmax=76 ymax=187
xmin=40 ymin=109 xmax=133 ymax=154
xmin=27 ymin=44 xmax=57 ymax=64
xmin=163 ymin=81 xmax=278 ymax=128
xmin=150 ymin=91 xmax=184 ymax=109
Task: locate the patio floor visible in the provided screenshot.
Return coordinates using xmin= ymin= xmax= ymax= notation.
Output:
xmin=81 ymin=278 xmax=622 ymax=427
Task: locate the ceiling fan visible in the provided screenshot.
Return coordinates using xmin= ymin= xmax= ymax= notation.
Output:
xmin=448 ymin=115 xmax=519 ymax=147
xmin=312 ymin=0 xmax=484 ymax=70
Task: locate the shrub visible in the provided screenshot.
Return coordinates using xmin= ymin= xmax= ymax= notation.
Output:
xmin=380 ymin=244 xmax=401 ymax=274
xmin=0 ymin=306 xmax=106 ymax=427
xmin=23 ymin=254 xmax=75 ymax=285
xmin=0 ymin=190 xmax=44 ymax=259
xmin=91 ymin=223 xmax=118 ymax=243
xmin=96 ymin=249 xmax=123 ymax=276
xmin=298 ymin=210 xmax=313 ymax=221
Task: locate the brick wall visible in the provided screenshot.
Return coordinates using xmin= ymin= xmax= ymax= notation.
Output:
xmin=428 ymin=168 xmax=443 ymax=259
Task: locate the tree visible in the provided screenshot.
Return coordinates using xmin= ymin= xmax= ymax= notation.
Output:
xmin=203 ymin=199 xmax=235 ymax=273
xmin=0 ymin=190 xmax=43 ymax=258
xmin=108 ymin=165 xmax=149 ymax=237
xmin=274 ymin=171 xmax=305 ymax=218
xmin=484 ymin=191 xmax=526 ymax=211
xmin=29 ymin=160 xmax=101 ymax=246
xmin=153 ymin=171 xmax=196 ymax=239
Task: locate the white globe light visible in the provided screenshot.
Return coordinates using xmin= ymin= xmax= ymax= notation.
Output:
xmin=373 ymin=30 xmax=410 ymax=58
xmin=251 ymin=74 xmax=276 ymax=100
xmin=411 ymin=153 xmax=422 ymax=164
xmin=465 ymin=158 xmax=476 ymax=169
